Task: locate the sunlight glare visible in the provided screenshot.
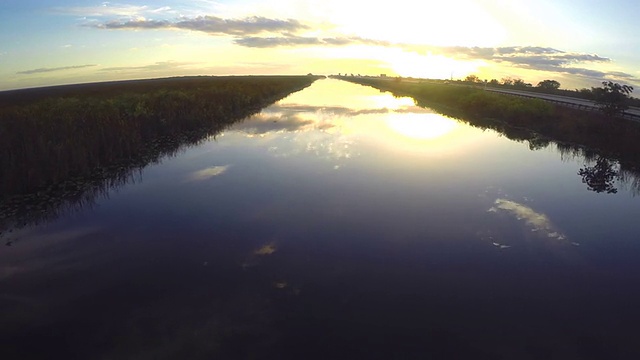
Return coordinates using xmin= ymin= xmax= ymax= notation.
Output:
xmin=386 ymin=113 xmax=458 ymax=140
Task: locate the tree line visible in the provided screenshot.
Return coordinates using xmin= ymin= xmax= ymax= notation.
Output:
xmin=463 ymin=75 xmax=635 ymax=117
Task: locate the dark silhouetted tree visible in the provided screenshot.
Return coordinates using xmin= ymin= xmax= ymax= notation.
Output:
xmin=464 ymin=74 xmax=481 ymax=83
xmin=537 ymin=79 xmax=561 ymax=91
xmin=593 ymin=81 xmax=634 ymax=116
xmin=501 ymin=77 xmax=514 ymax=86
xmin=527 ymin=136 xmax=551 ymax=151
xmin=513 ymin=79 xmax=532 ymax=88
xmin=576 ymin=88 xmax=594 ymax=100
xmin=578 ymin=157 xmax=619 ymax=194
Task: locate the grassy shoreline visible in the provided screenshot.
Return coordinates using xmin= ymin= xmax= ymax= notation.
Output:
xmin=0 ymin=76 xmax=320 ymax=233
xmin=340 ymin=77 xmax=640 ymax=170
xmin=1 ymin=76 xmax=320 ymax=197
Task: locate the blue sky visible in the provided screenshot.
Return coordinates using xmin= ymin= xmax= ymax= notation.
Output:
xmin=1 ymin=0 xmax=638 ymax=90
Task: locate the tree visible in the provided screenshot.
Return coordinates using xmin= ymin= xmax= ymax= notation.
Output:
xmin=512 ymin=79 xmax=532 ymax=88
xmin=578 ymin=157 xmax=619 ymax=194
xmin=537 ymin=79 xmax=561 ymax=91
xmin=576 ymin=88 xmax=594 ymax=100
xmin=489 ymin=79 xmax=500 ymax=86
xmin=593 ymin=81 xmax=634 ymax=116
xmin=501 ymin=77 xmax=514 ymax=86
xmin=464 ymin=74 xmax=481 ymax=83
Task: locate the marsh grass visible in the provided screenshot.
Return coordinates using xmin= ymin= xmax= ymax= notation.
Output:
xmin=0 ymin=76 xmax=319 ymax=234
xmin=343 ymin=76 xmax=640 ymax=194
xmin=344 ymin=78 xmax=640 ymax=161
xmin=0 ymin=76 xmax=318 ymax=196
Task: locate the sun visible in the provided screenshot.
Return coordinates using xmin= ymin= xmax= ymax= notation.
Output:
xmin=388 ymin=51 xmax=483 ymax=80
xmin=386 ymin=113 xmax=458 ymax=140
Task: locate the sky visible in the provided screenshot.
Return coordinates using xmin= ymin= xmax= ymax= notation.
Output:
xmin=0 ymin=0 xmax=639 ymax=91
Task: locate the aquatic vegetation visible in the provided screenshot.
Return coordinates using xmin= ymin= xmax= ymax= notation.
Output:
xmin=342 ymin=77 xmax=640 ymax=193
xmin=342 ymin=77 xmax=640 ymax=154
xmin=0 ymin=76 xmax=320 ymax=233
xmin=0 ymin=76 xmax=319 ymax=197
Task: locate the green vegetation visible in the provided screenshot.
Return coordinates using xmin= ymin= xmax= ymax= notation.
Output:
xmin=340 ymin=76 xmax=640 ymax=188
xmin=343 ymin=76 xmax=555 ymax=125
xmin=537 ymin=79 xmax=561 ymax=91
xmin=592 ymin=81 xmax=634 ymax=116
xmin=0 ymin=76 xmax=320 ymax=198
xmin=465 ymin=75 xmax=640 ymax=109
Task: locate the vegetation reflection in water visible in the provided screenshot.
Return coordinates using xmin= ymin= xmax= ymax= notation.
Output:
xmin=235 ymin=79 xmax=640 ymax=196
xmin=4 ymin=79 xmax=640 ymax=359
xmin=0 ymin=76 xmax=319 ymax=237
xmin=3 ymin=78 xmax=640 ymax=244
xmin=230 ymin=79 xmax=486 ymax=160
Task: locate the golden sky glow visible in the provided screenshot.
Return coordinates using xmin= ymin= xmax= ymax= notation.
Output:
xmin=1 ymin=0 xmax=638 ymax=90
xmin=232 ymin=79 xmax=495 ymax=159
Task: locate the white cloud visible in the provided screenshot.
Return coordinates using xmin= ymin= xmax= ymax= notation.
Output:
xmin=489 ymin=198 xmax=567 ymax=240
xmin=186 ymin=166 xmax=229 ymax=181
xmin=56 ymin=3 xmax=150 ymax=17
xmin=17 ymin=64 xmax=97 ymax=75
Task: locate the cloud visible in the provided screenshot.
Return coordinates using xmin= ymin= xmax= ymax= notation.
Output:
xmin=236 ymin=34 xmax=635 ymax=82
xmin=230 ymin=113 xmax=316 ymax=134
xmin=95 ymin=18 xmax=171 ymax=29
xmin=99 ymin=61 xmax=194 ymax=72
xmin=176 ymin=16 xmax=307 ymax=35
xmin=416 ymin=45 xmax=637 ymax=82
xmin=55 ymin=2 xmax=177 ymax=18
xmin=78 ymin=8 xmax=636 ymax=84
xmin=17 ymin=64 xmax=97 ymax=75
xmin=56 ymin=4 xmax=151 ymax=17
xmin=489 ymin=199 xmax=567 ymax=240
xmin=272 ymin=103 xmax=435 ymax=116
xmin=89 ymin=15 xmax=308 ymax=36
xmin=186 ymin=166 xmax=229 ymax=182
xmin=235 ymin=35 xmax=391 ymax=48
xmin=230 ymin=103 xmax=436 ymax=136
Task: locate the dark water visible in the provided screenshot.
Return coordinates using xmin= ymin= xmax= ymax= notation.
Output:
xmin=2 ymin=79 xmax=640 ymax=359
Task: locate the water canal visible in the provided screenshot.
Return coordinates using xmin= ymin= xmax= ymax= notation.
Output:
xmin=2 ymin=79 xmax=640 ymax=359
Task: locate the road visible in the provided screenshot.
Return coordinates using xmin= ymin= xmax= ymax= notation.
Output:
xmin=485 ymin=87 xmax=640 ymax=119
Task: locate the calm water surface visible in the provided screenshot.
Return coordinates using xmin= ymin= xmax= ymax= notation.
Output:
xmin=2 ymin=79 xmax=640 ymax=359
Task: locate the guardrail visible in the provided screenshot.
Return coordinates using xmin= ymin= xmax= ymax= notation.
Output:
xmin=485 ymin=88 xmax=640 ymax=122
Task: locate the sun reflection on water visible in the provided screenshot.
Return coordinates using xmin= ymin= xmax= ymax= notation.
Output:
xmin=226 ymin=79 xmax=492 ymax=162
xmin=386 ymin=113 xmax=458 ymax=140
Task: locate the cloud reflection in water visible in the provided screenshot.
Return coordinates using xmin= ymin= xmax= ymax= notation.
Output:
xmin=187 ymin=166 xmax=229 ymax=181
xmin=489 ymin=199 xmax=567 ymax=241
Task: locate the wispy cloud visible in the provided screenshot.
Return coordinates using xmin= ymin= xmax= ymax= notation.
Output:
xmin=234 ymin=35 xmax=390 ymax=48
xmin=88 ymin=15 xmax=308 ymax=36
xmin=440 ymin=46 xmax=632 ymax=82
xmin=230 ymin=113 xmax=316 ymax=134
xmin=236 ymin=36 xmax=612 ymax=72
xmin=488 ymin=199 xmax=567 ymax=240
xmin=186 ymin=165 xmax=229 ymax=182
xmin=99 ymin=61 xmax=194 ymax=72
xmin=76 ymin=7 xmax=636 ymax=84
xmin=235 ymin=35 xmax=633 ymax=82
xmin=55 ymin=3 xmax=175 ymax=17
xmin=17 ymin=64 xmax=97 ymax=75
xmin=56 ymin=4 xmax=150 ymax=17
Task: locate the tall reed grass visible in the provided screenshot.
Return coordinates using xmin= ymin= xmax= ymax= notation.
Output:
xmin=342 ymin=76 xmax=640 ymax=195
xmin=0 ymin=76 xmax=319 ymax=197
xmin=343 ymin=77 xmax=640 ymax=168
